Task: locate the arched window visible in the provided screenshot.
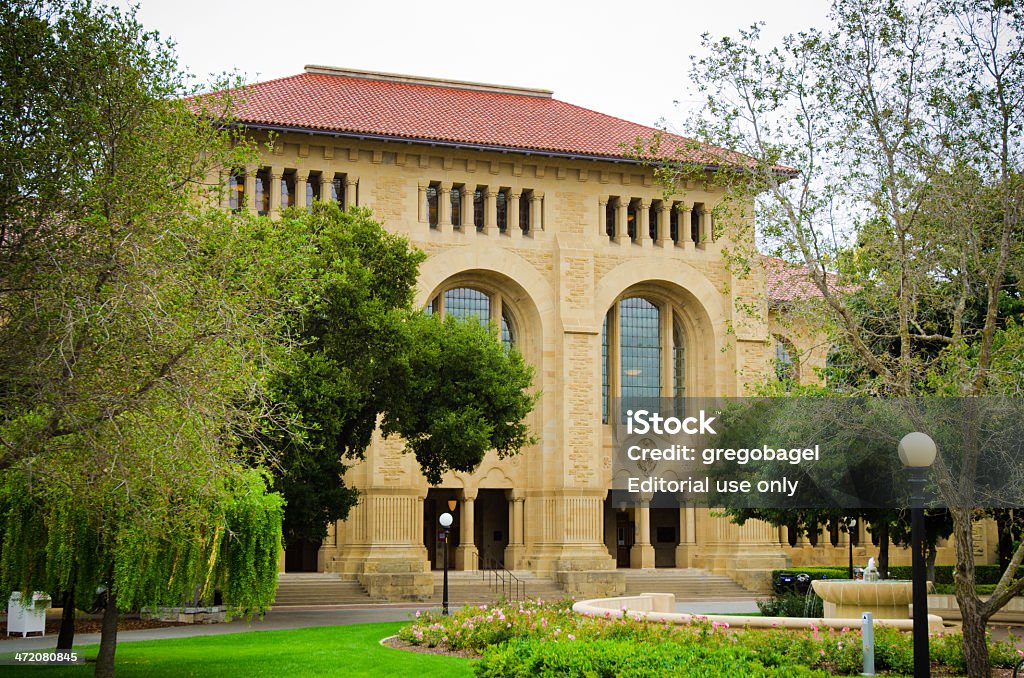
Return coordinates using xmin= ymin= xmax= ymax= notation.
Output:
xmin=774 ymin=335 xmax=799 ymax=388
xmin=602 ymin=296 xmax=688 ymax=423
xmin=428 ymin=286 xmax=517 ymax=351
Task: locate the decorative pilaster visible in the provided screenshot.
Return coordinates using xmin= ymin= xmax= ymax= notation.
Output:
xmin=417 ymin=182 xmax=427 ymax=223
xmin=630 ymin=500 xmax=656 ymax=568
xmin=345 ymin=177 xmax=358 ymax=207
xmin=598 ymin=197 xmax=609 ymax=239
xmin=676 ymin=502 xmax=697 ymax=567
xmin=455 ymin=495 xmax=478 ymax=570
xmin=530 ymin=192 xmax=544 ymax=236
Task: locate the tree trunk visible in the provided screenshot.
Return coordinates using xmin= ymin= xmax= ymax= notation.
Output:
xmin=951 ymin=506 xmax=990 ymax=677
xmin=878 ymin=521 xmax=890 ymax=579
xmin=94 ymin=590 xmax=118 ymax=678
xmin=960 ymin=600 xmax=991 ymax=678
xmin=56 ymin=589 xmax=76 ymax=650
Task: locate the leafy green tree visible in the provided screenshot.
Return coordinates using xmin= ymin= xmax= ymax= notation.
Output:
xmin=661 ymin=1 xmax=1024 ymax=673
xmin=257 ymin=203 xmax=538 ymax=544
xmin=0 ymin=2 xmax=297 ymax=676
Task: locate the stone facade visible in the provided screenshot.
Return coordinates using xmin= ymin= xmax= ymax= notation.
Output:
xmin=214 ymin=68 xmax=992 ymax=599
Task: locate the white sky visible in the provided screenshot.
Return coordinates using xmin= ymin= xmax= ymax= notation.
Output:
xmin=112 ymin=0 xmax=832 ymax=133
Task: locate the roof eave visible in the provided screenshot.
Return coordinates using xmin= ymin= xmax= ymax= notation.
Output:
xmin=235 ymin=121 xmax=729 ymax=170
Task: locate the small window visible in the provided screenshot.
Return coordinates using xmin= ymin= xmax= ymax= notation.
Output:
xmin=606 ymin=200 xmax=616 ymax=239
xmin=691 ymin=203 xmax=703 ymax=244
xmin=774 ymin=336 xmax=798 ymax=388
xmin=451 ymin=186 xmax=462 ymax=228
xmin=519 ymin=190 xmax=531 ymax=234
xmin=331 ymin=174 xmax=346 ymax=207
xmin=426 ymin=184 xmax=439 ymax=228
xmin=649 ymin=202 xmax=659 ymax=241
xmin=228 ymin=171 xmax=245 ymax=212
xmin=255 ymin=168 xmax=270 ymax=215
xmin=669 ymin=202 xmax=680 ymax=242
xmin=281 ymin=170 xmax=296 ymax=209
xmin=473 ymin=189 xmax=484 ymax=231
xmin=496 ymin=190 xmax=508 ymax=233
xmin=306 ymin=171 xmax=321 ymax=209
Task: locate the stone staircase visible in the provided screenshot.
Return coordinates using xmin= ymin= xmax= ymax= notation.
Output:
xmin=425 ymin=570 xmax=565 ymax=606
xmin=273 ymin=572 xmax=375 ymax=606
xmin=622 ymin=568 xmax=755 ymax=600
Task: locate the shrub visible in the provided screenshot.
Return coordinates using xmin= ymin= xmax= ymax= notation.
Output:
xmin=757 ymin=591 xmax=823 ymax=617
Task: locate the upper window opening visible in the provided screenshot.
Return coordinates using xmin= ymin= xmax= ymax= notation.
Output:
xmin=307 ymin=171 xmax=321 ymax=209
xmin=691 ymin=203 xmax=703 ymax=244
xmin=606 ymin=200 xmax=617 ymax=239
xmin=228 ymin=171 xmax=244 ymax=212
xmin=255 ymin=168 xmax=270 ymax=215
xmin=473 ymin=189 xmax=484 ymax=231
xmin=649 ymin=202 xmax=659 ymax=241
xmin=496 ymin=190 xmax=508 ymax=233
xmin=281 ymin=170 xmax=296 ymax=209
xmin=519 ymin=191 xmax=531 ymax=234
xmin=627 ymin=200 xmax=638 ymax=241
xmin=426 ymin=184 xmax=439 ymax=228
xmin=451 ymin=186 xmax=462 ymax=228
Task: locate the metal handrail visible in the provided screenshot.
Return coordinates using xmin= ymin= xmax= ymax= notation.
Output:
xmin=479 ymin=554 xmax=525 ymax=601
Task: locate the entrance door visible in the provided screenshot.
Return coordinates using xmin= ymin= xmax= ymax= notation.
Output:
xmin=615 ymin=512 xmax=635 ymax=568
xmin=284 ymin=538 xmax=321 ymax=572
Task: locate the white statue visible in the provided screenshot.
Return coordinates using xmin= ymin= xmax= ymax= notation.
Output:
xmin=864 ymin=556 xmax=879 ymax=582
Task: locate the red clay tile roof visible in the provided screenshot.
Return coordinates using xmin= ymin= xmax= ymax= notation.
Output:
xmin=763 ymin=256 xmax=842 ymax=304
xmin=204 ymin=67 xmax=776 ymax=168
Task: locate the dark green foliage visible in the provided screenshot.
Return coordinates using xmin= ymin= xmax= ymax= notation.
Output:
xmin=757 ymin=591 xmax=823 ymax=618
xmin=473 ymin=637 xmax=830 ymax=678
xmin=380 ymin=313 xmax=538 ymax=485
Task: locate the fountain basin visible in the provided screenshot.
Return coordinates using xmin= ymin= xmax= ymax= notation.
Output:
xmin=812 ymin=579 xmax=913 ymax=621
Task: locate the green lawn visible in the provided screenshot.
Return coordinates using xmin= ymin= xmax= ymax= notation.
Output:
xmin=0 ymin=622 xmax=473 ymax=677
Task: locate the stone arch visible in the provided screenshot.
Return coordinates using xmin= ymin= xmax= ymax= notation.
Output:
xmin=594 ymin=259 xmax=726 ymax=398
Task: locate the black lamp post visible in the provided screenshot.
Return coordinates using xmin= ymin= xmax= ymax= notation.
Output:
xmin=439 ymin=511 xmax=453 ymax=616
xmin=847 ymin=518 xmax=857 ymax=580
xmin=899 ymin=431 xmax=937 ymax=678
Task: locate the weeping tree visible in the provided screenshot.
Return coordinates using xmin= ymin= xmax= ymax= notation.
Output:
xmin=0 ymin=2 xmax=301 ymax=676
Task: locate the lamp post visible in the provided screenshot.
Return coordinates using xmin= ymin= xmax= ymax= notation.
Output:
xmin=899 ymin=431 xmax=937 ymax=678
xmin=439 ymin=512 xmax=453 ymax=616
xmin=847 ymin=518 xmax=857 ymax=580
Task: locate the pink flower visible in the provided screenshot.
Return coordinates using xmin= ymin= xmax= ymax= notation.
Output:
xmin=568 ymin=634 xmax=575 ymax=640
xmin=820 ymin=649 xmax=826 ymax=657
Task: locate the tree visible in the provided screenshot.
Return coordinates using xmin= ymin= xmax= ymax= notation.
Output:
xmin=257 ymin=203 xmax=538 ymax=545
xmin=0 ymin=2 xmax=297 ymax=676
xmin=660 ymin=1 xmax=1024 ymax=673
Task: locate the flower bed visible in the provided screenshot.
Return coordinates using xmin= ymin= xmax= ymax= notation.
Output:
xmin=398 ymin=599 xmax=1023 ymax=676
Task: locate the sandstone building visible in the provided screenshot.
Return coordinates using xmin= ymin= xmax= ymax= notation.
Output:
xmin=216 ymin=66 xmax=976 ymax=599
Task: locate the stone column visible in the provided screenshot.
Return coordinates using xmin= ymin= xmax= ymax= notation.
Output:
xmin=630 ymin=499 xmax=656 ymax=568
xmin=613 ymin=199 xmax=629 ymax=245
xmin=679 ymin=203 xmax=694 ymax=249
xmin=345 ymin=177 xmax=358 ymax=207
xmin=637 ymin=200 xmax=651 ymax=247
xmin=507 ymin=190 xmax=521 ymax=239
xmin=244 ymin=170 xmax=257 ymax=213
xmin=530 ymin=192 xmax=544 ymax=235
xmin=417 ymin=182 xmax=427 ymax=223
xmin=700 ymin=206 xmax=712 ymax=244
xmin=656 ymin=202 xmax=671 ymax=246
xmin=455 ymin=494 xmax=478 ymax=570
xmin=319 ymin=175 xmax=333 ymax=208
xmin=269 ymin=168 xmax=283 ymax=217
xmin=676 ymin=501 xmax=696 ymax=567
xmin=483 ymin=190 xmax=497 ymax=236
xmin=438 ymin=183 xmax=453 ymax=234
xmin=598 ymin=197 xmax=609 ymax=239
xmin=294 ymin=171 xmax=308 ymax=211
xmin=505 ymin=491 xmax=526 ymax=569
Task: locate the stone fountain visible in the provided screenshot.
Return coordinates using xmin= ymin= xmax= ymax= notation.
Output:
xmin=811 ymin=557 xmax=941 ymax=629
